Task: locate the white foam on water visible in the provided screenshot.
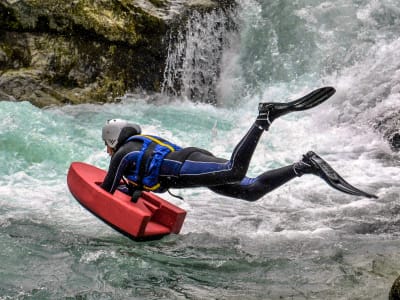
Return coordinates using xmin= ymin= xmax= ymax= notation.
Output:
xmin=2 ymin=1 xmax=400 ymax=298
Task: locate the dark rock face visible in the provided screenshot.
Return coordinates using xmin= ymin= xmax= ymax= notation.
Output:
xmin=0 ymin=0 xmax=236 ymax=107
xmin=390 ymin=275 xmax=400 ymax=300
xmin=374 ymin=111 xmax=400 ymax=152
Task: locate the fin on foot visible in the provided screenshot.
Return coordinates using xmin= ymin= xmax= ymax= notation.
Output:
xmin=303 ymin=151 xmax=378 ymax=199
xmin=257 ymin=86 xmax=336 ymax=129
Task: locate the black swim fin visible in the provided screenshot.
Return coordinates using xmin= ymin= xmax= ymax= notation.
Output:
xmin=301 ymin=151 xmax=378 ymax=199
xmin=257 ymin=87 xmax=336 ymax=128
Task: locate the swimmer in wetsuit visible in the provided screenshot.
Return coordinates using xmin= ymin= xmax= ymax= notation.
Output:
xmin=101 ymin=87 xmax=377 ymax=201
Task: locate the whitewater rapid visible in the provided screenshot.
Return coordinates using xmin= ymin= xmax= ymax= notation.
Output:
xmin=1 ymin=0 xmax=400 ymax=299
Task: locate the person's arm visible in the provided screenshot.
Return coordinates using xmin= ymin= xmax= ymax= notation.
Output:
xmin=100 ymin=150 xmax=127 ymax=193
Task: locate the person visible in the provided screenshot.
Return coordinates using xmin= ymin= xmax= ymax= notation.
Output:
xmin=100 ymin=87 xmax=377 ymax=201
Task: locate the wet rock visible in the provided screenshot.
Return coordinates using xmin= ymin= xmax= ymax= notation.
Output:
xmin=373 ymin=111 xmax=400 ymax=152
xmin=390 ymin=275 xmax=400 ymax=300
xmin=0 ymin=0 xmax=235 ymax=107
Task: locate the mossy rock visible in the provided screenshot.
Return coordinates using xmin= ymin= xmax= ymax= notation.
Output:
xmin=0 ymin=0 xmax=237 ymax=106
xmin=1 ymin=0 xmax=167 ymax=46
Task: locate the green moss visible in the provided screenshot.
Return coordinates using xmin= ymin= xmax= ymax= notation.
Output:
xmin=1 ymin=0 xmax=168 ymax=48
xmin=0 ymin=44 xmax=13 ymax=59
xmin=108 ymin=45 xmax=117 ymax=55
xmin=148 ymin=0 xmax=167 ymax=8
xmin=0 ymin=36 xmax=31 ymax=69
xmin=68 ymin=0 xmax=142 ymax=45
xmin=87 ymin=76 xmax=126 ymax=103
xmin=0 ymin=0 xmax=179 ymax=106
xmin=0 ymin=3 xmax=22 ymax=30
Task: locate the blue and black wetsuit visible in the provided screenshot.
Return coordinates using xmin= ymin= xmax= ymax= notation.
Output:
xmin=101 ymin=123 xmax=298 ymax=201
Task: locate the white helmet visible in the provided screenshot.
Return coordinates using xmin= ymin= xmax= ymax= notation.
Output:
xmin=102 ymin=119 xmax=141 ymax=149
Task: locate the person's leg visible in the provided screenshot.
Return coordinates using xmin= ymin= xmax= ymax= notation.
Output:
xmin=256 ymin=86 xmax=336 ymax=130
xmin=208 ymin=151 xmax=378 ymax=201
xmin=169 ymin=87 xmax=337 ymax=189
xmin=209 ymin=165 xmax=298 ymax=201
xmin=175 ymin=123 xmax=264 ymax=187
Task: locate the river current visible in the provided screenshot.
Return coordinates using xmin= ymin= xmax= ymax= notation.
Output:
xmin=1 ymin=0 xmax=400 ymax=299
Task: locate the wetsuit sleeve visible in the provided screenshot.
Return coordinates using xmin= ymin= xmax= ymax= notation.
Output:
xmin=100 ymin=150 xmax=127 ymax=193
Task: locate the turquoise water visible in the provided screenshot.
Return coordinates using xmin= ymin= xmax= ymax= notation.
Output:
xmin=1 ymin=0 xmax=400 ymax=299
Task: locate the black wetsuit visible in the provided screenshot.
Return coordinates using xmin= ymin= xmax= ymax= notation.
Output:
xmin=101 ymin=123 xmax=298 ymax=201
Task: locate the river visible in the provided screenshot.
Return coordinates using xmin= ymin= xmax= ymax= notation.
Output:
xmin=1 ymin=0 xmax=400 ymax=299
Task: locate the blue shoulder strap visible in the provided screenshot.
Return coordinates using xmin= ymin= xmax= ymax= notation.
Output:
xmin=124 ymin=135 xmax=182 ymax=191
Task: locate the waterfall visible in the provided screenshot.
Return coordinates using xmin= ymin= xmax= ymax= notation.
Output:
xmin=161 ymin=7 xmax=237 ymax=104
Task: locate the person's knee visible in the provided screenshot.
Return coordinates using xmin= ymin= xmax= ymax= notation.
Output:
xmin=240 ymin=182 xmax=270 ymax=201
xmin=234 ymin=189 xmax=264 ymax=201
xmin=242 ymin=195 xmax=260 ymax=202
xmin=229 ymin=167 xmax=247 ymax=183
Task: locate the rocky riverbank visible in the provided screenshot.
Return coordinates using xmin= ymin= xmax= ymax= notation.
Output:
xmin=0 ymin=0 xmax=235 ymax=107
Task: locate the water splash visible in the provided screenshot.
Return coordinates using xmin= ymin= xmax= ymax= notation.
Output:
xmin=161 ymin=7 xmax=237 ymax=104
xmin=2 ymin=1 xmax=400 ymax=299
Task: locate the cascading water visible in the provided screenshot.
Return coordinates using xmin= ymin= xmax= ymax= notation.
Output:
xmin=161 ymin=6 xmax=237 ymax=104
xmin=1 ymin=1 xmax=400 ymax=299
